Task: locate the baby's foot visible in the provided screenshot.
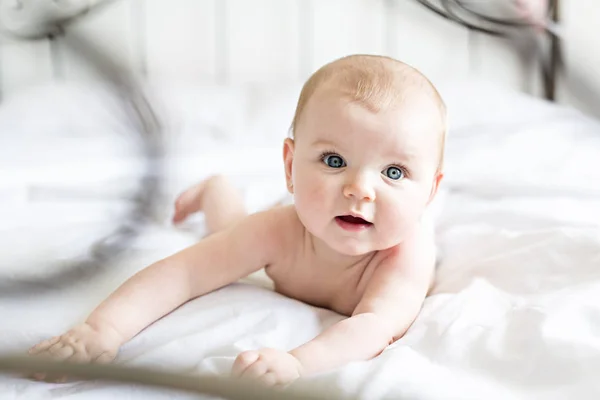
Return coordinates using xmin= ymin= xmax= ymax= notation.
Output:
xmin=172 ymin=181 xmax=208 ymax=224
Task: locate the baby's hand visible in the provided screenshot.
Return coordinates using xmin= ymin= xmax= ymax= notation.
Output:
xmin=27 ymin=322 xmax=122 ymax=382
xmin=232 ymin=348 xmax=303 ymax=388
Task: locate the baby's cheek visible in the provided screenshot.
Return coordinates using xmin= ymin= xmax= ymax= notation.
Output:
xmin=297 ymin=172 xmax=328 ymax=203
xmin=309 ymin=180 xmax=330 ymax=204
xmin=379 ymin=192 xmax=422 ymax=234
xmin=294 ymin=173 xmax=329 ymax=219
xmin=382 ymin=205 xmax=410 ymax=235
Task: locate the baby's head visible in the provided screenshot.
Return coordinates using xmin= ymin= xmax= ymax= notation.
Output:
xmin=283 ymin=54 xmax=446 ymax=256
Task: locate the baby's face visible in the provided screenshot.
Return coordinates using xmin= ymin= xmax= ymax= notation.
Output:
xmin=285 ymin=91 xmax=443 ymax=256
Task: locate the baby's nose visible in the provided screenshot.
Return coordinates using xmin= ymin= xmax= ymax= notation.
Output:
xmin=343 ymin=176 xmax=375 ymax=202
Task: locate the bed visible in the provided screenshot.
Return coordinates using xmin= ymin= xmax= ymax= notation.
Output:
xmin=1 ymin=1 xmax=600 ymax=399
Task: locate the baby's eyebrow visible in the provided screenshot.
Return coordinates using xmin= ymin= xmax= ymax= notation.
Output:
xmin=389 ymin=150 xmax=417 ymax=164
xmin=310 ymin=139 xmax=338 ymax=148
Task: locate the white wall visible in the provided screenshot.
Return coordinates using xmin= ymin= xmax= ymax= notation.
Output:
xmin=557 ymin=0 xmax=600 ymax=118
xmin=0 ymin=0 xmax=598 ymax=117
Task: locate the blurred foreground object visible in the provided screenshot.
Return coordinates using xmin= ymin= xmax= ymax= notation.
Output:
xmin=0 ymin=355 xmax=330 ymax=400
xmin=0 ymin=0 xmax=113 ymax=39
xmin=0 ymin=0 xmax=164 ymax=296
xmin=413 ymin=0 xmax=561 ymax=100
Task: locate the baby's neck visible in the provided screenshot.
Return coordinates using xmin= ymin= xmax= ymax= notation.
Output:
xmin=304 ymin=230 xmax=375 ymax=270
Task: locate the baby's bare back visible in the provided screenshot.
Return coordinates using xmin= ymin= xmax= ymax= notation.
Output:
xmin=263 ymin=206 xmax=392 ymax=316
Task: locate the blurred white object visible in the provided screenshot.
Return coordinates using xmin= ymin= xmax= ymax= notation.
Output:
xmin=0 ymin=0 xmax=101 ymax=39
xmin=514 ymin=0 xmax=563 ymax=37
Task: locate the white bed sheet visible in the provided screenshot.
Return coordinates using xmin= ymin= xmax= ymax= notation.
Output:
xmin=1 ymin=80 xmax=600 ymax=400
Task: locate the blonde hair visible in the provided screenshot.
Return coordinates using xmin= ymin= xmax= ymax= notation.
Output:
xmin=290 ymin=54 xmax=447 ymax=172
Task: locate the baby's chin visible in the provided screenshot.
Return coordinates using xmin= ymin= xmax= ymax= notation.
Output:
xmin=324 ymin=237 xmax=381 ymax=256
xmin=305 ymin=226 xmax=396 ymax=256
xmin=330 ymin=235 xmax=406 ymax=256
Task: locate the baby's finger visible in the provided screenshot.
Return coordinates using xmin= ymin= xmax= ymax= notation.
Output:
xmin=240 ymin=360 xmax=267 ymax=380
xmin=173 ymin=197 xmax=192 ymax=224
xmin=48 ymin=342 xmax=75 ymax=360
xmin=67 ymin=348 xmax=90 ymax=364
xmin=29 ymin=367 xmax=66 ymax=384
xmin=41 ymin=371 xmax=69 ymax=384
xmin=172 ymin=209 xmax=186 ymax=224
xmin=28 ymin=336 xmax=60 ymax=355
xmin=231 ymin=351 xmax=259 ymax=378
xmin=34 ymin=343 xmax=86 ymax=383
xmin=30 ymin=372 xmax=47 ymax=381
xmin=93 ymin=351 xmax=116 ymax=364
xmin=258 ymin=372 xmax=278 ymax=387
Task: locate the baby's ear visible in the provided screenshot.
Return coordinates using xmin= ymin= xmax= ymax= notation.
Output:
xmin=427 ymin=172 xmax=444 ymax=205
xmin=283 ymin=138 xmax=295 ymax=193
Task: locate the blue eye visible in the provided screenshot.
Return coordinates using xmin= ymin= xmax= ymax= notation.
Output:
xmin=323 ymin=154 xmax=346 ymax=168
xmin=383 ymin=166 xmax=404 ymax=180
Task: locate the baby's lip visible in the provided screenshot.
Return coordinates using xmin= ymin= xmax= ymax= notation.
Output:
xmin=348 ymin=211 xmax=372 ymax=224
xmin=336 ymin=214 xmax=373 ymax=225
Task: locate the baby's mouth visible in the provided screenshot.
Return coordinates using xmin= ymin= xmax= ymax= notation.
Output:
xmin=335 ymin=215 xmax=373 ymax=228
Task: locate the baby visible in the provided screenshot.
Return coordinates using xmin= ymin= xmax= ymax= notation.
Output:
xmin=29 ymin=54 xmax=446 ymax=388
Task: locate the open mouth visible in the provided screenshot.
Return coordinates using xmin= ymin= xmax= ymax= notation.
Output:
xmin=335 ymin=215 xmax=373 ymax=231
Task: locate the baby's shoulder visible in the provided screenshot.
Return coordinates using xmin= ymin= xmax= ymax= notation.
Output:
xmin=246 ymin=205 xmax=304 ymax=243
xmin=378 ymin=217 xmax=437 ymax=266
xmin=243 ymin=205 xmax=305 ymax=272
xmin=256 ymin=204 xmax=301 ymax=226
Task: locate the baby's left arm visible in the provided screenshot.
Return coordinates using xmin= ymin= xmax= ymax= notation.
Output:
xmin=232 ymin=221 xmax=436 ymax=387
xmin=290 ymin=227 xmax=436 ymax=377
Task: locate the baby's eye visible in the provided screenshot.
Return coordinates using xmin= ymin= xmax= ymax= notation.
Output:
xmin=323 ymin=154 xmax=346 ymax=168
xmin=383 ymin=166 xmax=404 ymax=180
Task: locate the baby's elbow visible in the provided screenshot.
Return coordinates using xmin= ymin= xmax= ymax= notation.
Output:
xmin=357 ymin=313 xmax=397 ymax=347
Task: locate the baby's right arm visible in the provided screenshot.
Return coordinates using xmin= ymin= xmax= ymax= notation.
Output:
xmin=28 ymin=208 xmax=283 ymax=379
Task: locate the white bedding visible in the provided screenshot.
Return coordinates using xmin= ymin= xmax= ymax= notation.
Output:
xmin=1 ymin=79 xmax=600 ymax=399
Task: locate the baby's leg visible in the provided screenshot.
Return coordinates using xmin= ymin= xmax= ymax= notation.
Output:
xmin=173 ymin=175 xmax=247 ymax=234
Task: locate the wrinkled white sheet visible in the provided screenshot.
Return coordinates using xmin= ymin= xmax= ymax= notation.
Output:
xmin=1 ymin=80 xmax=600 ymax=400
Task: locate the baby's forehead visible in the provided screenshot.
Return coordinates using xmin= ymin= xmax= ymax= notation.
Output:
xmin=304 ymin=92 xmax=441 ymax=148
xmin=306 ymin=86 xmax=444 ymax=135
xmin=305 ymin=60 xmax=444 ymax=124
xmin=299 ymin=88 xmax=444 ymax=166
